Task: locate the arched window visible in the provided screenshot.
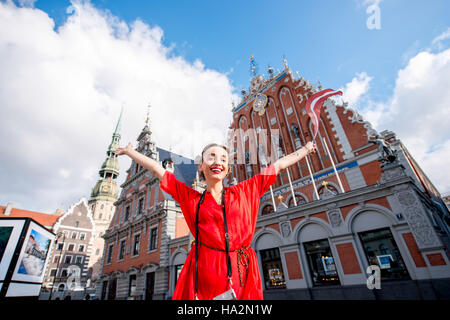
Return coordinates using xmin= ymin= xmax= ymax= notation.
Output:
xmin=318 ymin=183 xmax=339 ymax=199
xmin=288 ymin=194 xmax=307 ymax=207
xmin=261 ymin=205 xmax=274 ymax=216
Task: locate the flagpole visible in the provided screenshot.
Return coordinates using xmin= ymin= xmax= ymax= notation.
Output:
xmin=322 ymin=137 xmax=345 ymax=193
xmin=269 ymin=185 xmax=277 ymax=212
xmin=305 ymin=155 xmax=320 ymax=200
xmin=286 ymin=167 xmax=297 ymax=206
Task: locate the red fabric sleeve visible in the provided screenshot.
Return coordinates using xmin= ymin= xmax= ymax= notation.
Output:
xmin=255 ymin=164 xmax=277 ymax=198
xmin=159 ymin=170 xmax=199 ymax=231
xmin=232 ymin=164 xmax=277 ymax=223
xmin=237 ymin=164 xmax=277 ymax=198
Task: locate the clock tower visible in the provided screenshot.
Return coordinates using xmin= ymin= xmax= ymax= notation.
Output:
xmin=87 ymin=108 xmax=122 ymax=287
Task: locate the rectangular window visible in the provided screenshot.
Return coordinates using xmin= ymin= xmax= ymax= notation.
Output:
xmin=50 ymin=269 xmax=57 ymax=277
xmin=132 ymin=234 xmax=141 ymax=256
xmin=106 ymin=244 xmax=114 ymax=264
xmin=124 ymin=206 xmax=130 ymax=221
xmin=53 ymin=255 xmax=60 ymax=264
xmin=304 ymin=239 xmax=340 ymax=286
xmin=149 ymin=228 xmax=158 ymax=251
xmin=57 ymin=243 xmax=64 ymax=250
xmin=358 ymin=228 xmax=410 ymax=280
xmin=75 ymin=256 xmax=83 ymax=264
xmin=71 ymin=232 xmax=77 ymax=239
xmin=138 ymin=197 xmax=144 ymax=215
xmin=79 ymin=244 xmax=85 ymax=252
xmin=175 ymin=265 xmax=183 ymax=286
xmin=64 ymin=255 xmax=72 ymax=264
xmin=129 ymin=274 xmax=137 ymax=297
xmin=80 ymin=233 xmax=86 ymax=240
xmin=118 ymin=240 xmax=126 ymax=260
xmin=61 ymin=269 xmax=68 ymax=277
xmin=68 ymin=244 xmax=74 ymax=251
xmin=260 ymin=248 xmax=286 ymax=290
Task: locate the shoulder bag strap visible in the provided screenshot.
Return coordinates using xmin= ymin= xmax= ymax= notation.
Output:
xmin=194 ymin=190 xmax=206 ymax=296
xmin=221 ymin=189 xmax=233 ymax=280
xmin=194 ymin=189 xmax=233 ymax=297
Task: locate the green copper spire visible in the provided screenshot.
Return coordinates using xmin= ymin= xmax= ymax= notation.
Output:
xmin=107 ymin=106 xmax=123 ymax=157
xmin=90 ymin=108 xmax=122 ymax=202
xmin=114 ymin=105 xmax=123 ymax=136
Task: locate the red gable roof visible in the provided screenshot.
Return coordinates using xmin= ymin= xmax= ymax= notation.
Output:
xmin=0 ymin=205 xmax=61 ymax=229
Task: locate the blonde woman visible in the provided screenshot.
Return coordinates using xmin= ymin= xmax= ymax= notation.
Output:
xmin=116 ymin=141 xmax=316 ymax=299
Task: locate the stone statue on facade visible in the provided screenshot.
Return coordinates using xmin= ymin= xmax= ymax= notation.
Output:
xmin=369 ymin=134 xmax=397 ymax=164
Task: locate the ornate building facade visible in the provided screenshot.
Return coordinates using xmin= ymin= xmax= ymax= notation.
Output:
xmin=41 ymin=198 xmax=95 ymax=299
xmin=220 ymin=59 xmax=450 ymax=299
xmin=97 ymin=60 xmax=450 ymax=300
xmin=96 ymin=115 xmax=197 ymax=300
xmin=40 ymin=111 xmax=122 ymax=299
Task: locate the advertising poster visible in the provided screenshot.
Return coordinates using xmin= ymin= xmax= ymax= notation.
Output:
xmin=0 ymin=219 xmax=26 ymax=282
xmin=12 ymin=221 xmax=54 ymax=284
xmin=377 ymin=254 xmax=393 ymax=269
xmin=0 ymin=226 xmax=13 ymax=263
xmin=0 ymin=219 xmax=56 ymax=297
xmin=268 ymin=268 xmax=282 ymax=281
xmin=322 ymin=257 xmax=337 ymax=275
xmin=17 ymin=228 xmax=51 ymax=277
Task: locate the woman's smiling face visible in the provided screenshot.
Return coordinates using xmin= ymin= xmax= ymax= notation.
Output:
xmin=199 ymin=145 xmax=229 ymax=183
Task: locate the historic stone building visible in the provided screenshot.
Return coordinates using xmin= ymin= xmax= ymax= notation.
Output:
xmin=41 ymin=198 xmax=95 ymax=299
xmin=86 ymin=108 xmax=122 ymax=286
xmin=218 ymin=59 xmax=450 ymax=299
xmin=40 ymin=111 xmax=122 ymax=299
xmin=96 ymin=115 xmax=197 ymax=300
xmin=97 ymin=60 xmax=450 ymax=300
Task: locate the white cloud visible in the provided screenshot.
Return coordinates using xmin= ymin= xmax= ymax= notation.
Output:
xmin=339 ymin=72 xmax=373 ymax=108
xmin=0 ymin=1 xmax=237 ymax=212
xmin=432 ymin=27 xmax=450 ymax=50
xmin=343 ymin=48 xmax=450 ymax=194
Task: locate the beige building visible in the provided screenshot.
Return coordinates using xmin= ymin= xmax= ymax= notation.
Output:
xmin=40 ymin=110 xmax=122 ymax=299
xmin=41 ymin=198 xmax=95 ymax=299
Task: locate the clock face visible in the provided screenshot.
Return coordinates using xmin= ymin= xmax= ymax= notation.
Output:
xmin=253 ymin=94 xmax=268 ymax=116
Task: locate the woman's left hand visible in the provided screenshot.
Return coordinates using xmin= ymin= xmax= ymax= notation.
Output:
xmin=305 ymin=141 xmax=317 ymax=154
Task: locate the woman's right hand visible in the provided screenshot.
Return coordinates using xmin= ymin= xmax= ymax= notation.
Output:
xmin=116 ymin=142 xmax=133 ymax=156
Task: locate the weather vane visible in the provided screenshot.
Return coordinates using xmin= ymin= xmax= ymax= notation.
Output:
xmin=249 ymin=55 xmax=258 ymax=77
xmin=145 ymin=103 xmax=151 ymax=127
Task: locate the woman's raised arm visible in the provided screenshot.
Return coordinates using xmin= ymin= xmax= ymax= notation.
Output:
xmin=273 ymin=141 xmax=316 ymax=175
xmin=116 ymin=142 xmax=166 ymax=180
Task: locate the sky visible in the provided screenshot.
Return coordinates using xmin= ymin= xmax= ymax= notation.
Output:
xmin=1 ymin=0 xmax=450 ymax=213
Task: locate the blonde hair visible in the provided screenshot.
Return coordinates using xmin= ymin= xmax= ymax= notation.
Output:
xmin=198 ymin=143 xmax=232 ymax=181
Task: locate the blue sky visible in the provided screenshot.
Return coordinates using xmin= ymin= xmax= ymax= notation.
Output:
xmin=1 ymin=0 xmax=450 ymax=213
xmin=33 ymin=0 xmax=450 ymax=100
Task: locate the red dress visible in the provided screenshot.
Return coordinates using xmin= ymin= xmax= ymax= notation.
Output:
xmin=160 ymin=164 xmax=277 ymax=300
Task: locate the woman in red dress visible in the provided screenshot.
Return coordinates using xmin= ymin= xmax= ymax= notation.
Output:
xmin=116 ymin=141 xmax=316 ymax=300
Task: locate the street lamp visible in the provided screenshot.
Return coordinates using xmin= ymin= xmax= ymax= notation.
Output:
xmin=49 ymin=231 xmax=66 ymax=300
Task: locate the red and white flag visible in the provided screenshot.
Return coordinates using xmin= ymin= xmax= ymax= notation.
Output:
xmin=305 ymin=88 xmax=342 ymax=139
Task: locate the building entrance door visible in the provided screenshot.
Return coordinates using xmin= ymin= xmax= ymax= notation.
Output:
xmin=108 ymin=278 xmax=116 ymax=300
xmin=145 ymin=272 xmax=155 ymax=300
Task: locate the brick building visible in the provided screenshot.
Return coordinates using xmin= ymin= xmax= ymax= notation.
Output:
xmin=220 ymin=59 xmax=450 ymax=299
xmin=98 ymin=59 xmax=450 ymax=300
xmin=40 ymin=110 xmax=123 ymax=299
xmin=96 ymin=116 xmax=197 ymax=300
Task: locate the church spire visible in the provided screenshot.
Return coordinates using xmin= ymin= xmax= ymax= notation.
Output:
xmin=114 ymin=105 xmax=124 ymax=136
xmin=90 ymin=108 xmax=122 ymax=202
xmin=137 ymin=103 xmax=158 ymax=160
xmin=108 ymin=106 xmax=123 ymax=157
